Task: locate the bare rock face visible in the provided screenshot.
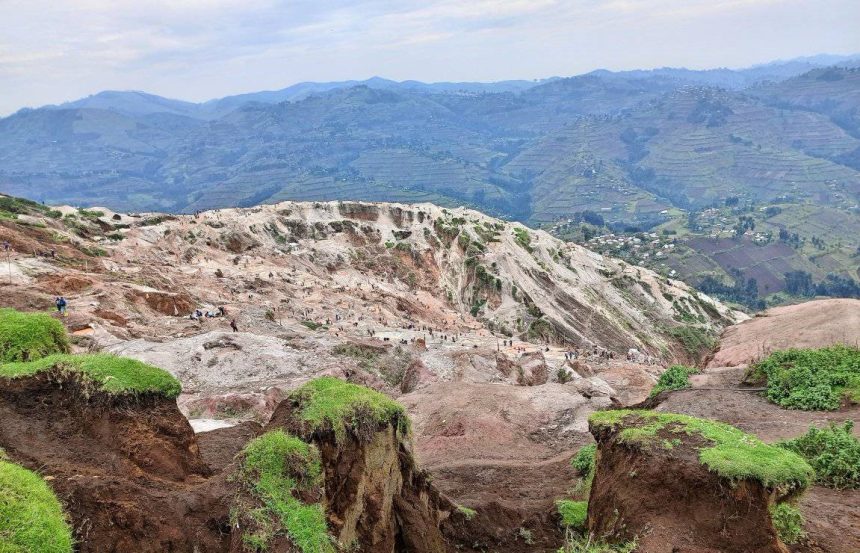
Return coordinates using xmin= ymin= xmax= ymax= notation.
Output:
xmin=587 ymin=411 xmax=812 ymax=553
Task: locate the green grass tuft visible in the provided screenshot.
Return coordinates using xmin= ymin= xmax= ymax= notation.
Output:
xmin=456 ymin=505 xmax=477 ymax=520
xmin=649 ymin=365 xmax=699 ymax=397
xmin=0 ymin=309 xmax=70 ymax=363
xmin=769 ymin=503 xmax=805 ymax=545
xmin=749 ymin=346 xmax=860 ymax=411
xmin=666 ymin=325 xmax=716 ymax=359
xmin=0 ymin=353 xmax=181 ymax=398
xmin=557 ymin=532 xmax=637 ymax=553
xmin=589 ymin=410 xmax=813 ymax=491
xmin=778 ymin=421 xmax=859 ymax=489
xmin=288 ymin=377 xmax=409 ymax=443
xmin=556 ymin=500 xmax=588 ymax=530
xmin=238 ymin=430 xmax=332 ymax=553
xmin=0 ymin=459 xmax=73 ymax=553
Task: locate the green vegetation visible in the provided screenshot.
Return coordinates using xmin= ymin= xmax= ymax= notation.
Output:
xmin=456 ymin=505 xmax=476 ymax=521
xmin=769 ymin=503 xmax=805 ymax=545
xmin=571 ymin=444 xmax=596 ymax=478
xmin=513 ymin=227 xmax=533 ymax=253
xmin=288 ymin=377 xmax=409 ymax=443
xmin=0 ymin=354 xmax=181 ymax=398
xmin=666 ymin=326 xmax=716 ymax=359
xmin=301 ymin=321 xmax=324 ymax=331
xmin=237 ymin=430 xmax=332 ymax=553
xmin=589 ymin=410 xmax=813 ymax=491
xmin=778 ymin=421 xmax=860 ymax=489
xmin=749 ymin=346 xmax=860 ymax=410
xmin=0 ymin=458 xmax=73 ymax=553
xmin=556 ymin=500 xmax=587 ymax=530
xmin=0 ymin=309 xmax=70 ymax=363
xmin=649 ymin=365 xmax=699 ymax=397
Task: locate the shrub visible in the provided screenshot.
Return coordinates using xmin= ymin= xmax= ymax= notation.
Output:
xmin=237 ymin=430 xmax=332 ymax=552
xmin=557 ymin=531 xmax=636 ymax=553
xmin=0 ymin=309 xmax=70 ymax=362
xmin=571 ymin=444 xmax=596 ymax=477
xmin=556 ymin=499 xmax=587 ymax=530
xmin=749 ymin=346 xmax=860 ymax=410
xmin=288 ymin=377 xmax=409 ymax=443
xmin=590 ymin=410 xmax=813 ymax=491
xmin=778 ymin=421 xmax=860 ymax=489
xmin=769 ymin=503 xmax=805 ymax=545
xmin=456 ymin=505 xmax=476 ymax=520
xmin=649 ymin=365 xmax=699 ymax=397
xmin=0 ymin=459 xmax=73 ymax=553
xmin=0 ymin=353 xmax=181 ymax=398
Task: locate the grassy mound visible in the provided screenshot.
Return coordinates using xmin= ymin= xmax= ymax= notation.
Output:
xmin=0 ymin=309 xmax=70 ymax=363
xmin=778 ymin=421 xmax=859 ymax=489
xmin=0 ymin=458 xmax=73 ymax=553
xmin=237 ymin=430 xmax=332 ymax=553
xmin=649 ymin=365 xmax=699 ymax=397
xmin=749 ymin=345 xmax=860 ymax=410
xmin=556 ymin=499 xmax=587 ymax=530
xmin=0 ymin=354 xmax=181 ymax=398
xmin=590 ymin=410 xmax=813 ymax=491
xmin=288 ymin=377 xmax=409 ymax=443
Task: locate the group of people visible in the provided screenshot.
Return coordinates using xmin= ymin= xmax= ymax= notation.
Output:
xmin=189 ymin=306 xmax=238 ymax=332
xmin=55 ymin=296 xmax=67 ymax=316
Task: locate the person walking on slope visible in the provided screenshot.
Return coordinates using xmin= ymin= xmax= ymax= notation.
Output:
xmin=55 ymin=296 xmax=67 ymax=316
xmin=230 ymin=319 xmax=238 ymax=333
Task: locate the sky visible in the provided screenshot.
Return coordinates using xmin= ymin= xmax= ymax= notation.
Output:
xmin=1 ymin=0 xmax=859 ymax=115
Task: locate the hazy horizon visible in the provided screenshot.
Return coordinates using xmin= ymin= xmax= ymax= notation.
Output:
xmin=3 ymin=0 xmax=860 ymax=116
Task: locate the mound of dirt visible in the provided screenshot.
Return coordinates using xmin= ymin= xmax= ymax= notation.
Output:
xmin=709 ymin=299 xmax=860 ymax=368
xmin=588 ymin=414 xmax=797 ymax=553
xmin=37 ymin=274 xmax=94 ymax=295
xmin=0 ymin=371 xmax=232 ymax=552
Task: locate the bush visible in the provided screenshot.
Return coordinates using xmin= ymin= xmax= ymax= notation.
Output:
xmin=778 ymin=421 xmax=860 ymax=489
xmin=0 ymin=353 xmax=182 ymax=398
xmin=769 ymin=503 xmax=805 ymax=545
xmin=649 ymin=365 xmax=699 ymax=397
xmin=749 ymin=346 xmax=860 ymax=410
xmin=237 ymin=430 xmax=332 ymax=552
xmin=0 ymin=459 xmax=73 ymax=553
xmin=571 ymin=444 xmax=596 ymax=477
xmin=0 ymin=308 xmax=70 ymax=363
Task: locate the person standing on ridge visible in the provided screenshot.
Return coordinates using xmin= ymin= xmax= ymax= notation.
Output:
xmin=230 ymin=319 xmax=238 ymax=333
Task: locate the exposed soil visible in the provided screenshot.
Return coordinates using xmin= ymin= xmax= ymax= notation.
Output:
xmin=0 ymin=372 xmax=234 ymax=553
xmin=589 ymin=420 xmax=787 ymax=553
xmin=709 ymin=299 xmax=860 ymax=367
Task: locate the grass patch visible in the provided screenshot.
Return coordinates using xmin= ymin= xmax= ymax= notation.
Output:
xmin=590 ymin=410 xmax=813 ymax=491
xmin=0 ymin=309 xmax=70 ymax=363
xmin=556 ymin=499 xmax=588 ymax=530
xmin=237 ymin=430 xmax=332 ymax=553
xmin=288 ymin=377 xmax=409 ymax=443
xmin=301 ymin=321 xmax=324 ymax=331
xmin=749 ymin=346 xmax=860 ymax=411
xmin=769 ymin=503 xmax=805 ymax=545
xmin=456 ymin=505 xmax=477 ymax=520
xmin=0 ymin=354 xmax=181 ymax=398
xmin=513 ymin=227 xmax=534 ymax=253
xmin=649 ymin=365 xmax=699 ymax=397
xmin=571 ymin=444 xmax=597 ymax=495
xmin=778 ymin=421 xmax=859 ymax=489
xmin=0 ymin=459 xmax=73 ymax=553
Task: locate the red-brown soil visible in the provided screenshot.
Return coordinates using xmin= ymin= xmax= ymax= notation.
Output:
xmin=709 ymin=299 xmax=860 ymax=368
xmin=0 ymin=372 xmax=234 ymax=553
xmin=589 ymin=418 xmax=788 ymax=553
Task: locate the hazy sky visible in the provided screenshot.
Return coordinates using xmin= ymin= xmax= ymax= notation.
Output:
xmin=1 ymin=0 xmax=859 ymax=115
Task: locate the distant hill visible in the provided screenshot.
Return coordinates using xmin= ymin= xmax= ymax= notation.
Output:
xmin=1 ymin=57 xmax=858 ymax=302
